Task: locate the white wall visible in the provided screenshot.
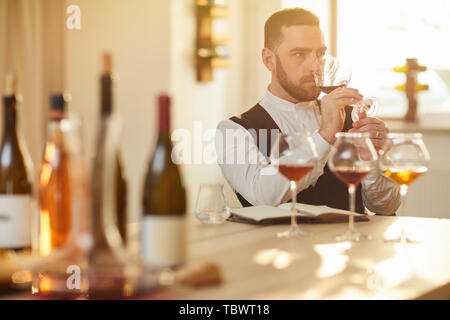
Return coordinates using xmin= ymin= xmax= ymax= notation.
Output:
xmin=64 ymin=0 xmax=275 ymax=232
xmin=0 ymin=0 xmax=45 ymax=175
xmin=242 ymin=0 xmax=280 ymax=109
xmin=170 ymin=0 xmax=252 ymax=212
xmin=64 ymin=0 xmax=171 ymax=240
xmin=405 ymin=131 xmax=450 ymax=219
xmin=169 ymin=0 xmax=281 ymax=211
xmin=64 ymin=0 xmax=295 ymax=238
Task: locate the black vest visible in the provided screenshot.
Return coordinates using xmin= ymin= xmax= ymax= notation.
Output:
xmin=229 ymin=103 xmax=365 ymax=214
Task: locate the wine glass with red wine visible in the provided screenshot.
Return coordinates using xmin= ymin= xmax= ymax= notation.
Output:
xmin=313 ymin=55 xmax=379 ymax=121
xmin=328 ymin=132 xmax=378 ymax=242
xmin=270 ymin=132 xmax=318 ymax=238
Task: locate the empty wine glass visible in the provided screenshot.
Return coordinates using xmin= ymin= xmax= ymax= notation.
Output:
xmin=379 ymin=133 xmax=430 ymax=244
xmin=313 ymin=55 xmax=379 ymax=121
xmin=328 ymin=132 xmax=378 ymax=242
xmin=194 ymin=184 xmax=230 ymax=224
xmin=270 ymin=132 xmax=318 ymax=238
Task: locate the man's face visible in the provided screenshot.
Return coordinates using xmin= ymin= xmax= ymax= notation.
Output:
xmin=273 ymin=25 xmax=326 ymax=102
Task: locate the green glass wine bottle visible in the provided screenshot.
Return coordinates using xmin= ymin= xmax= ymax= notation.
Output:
xmin=141 ymin=94 xmax=187 ymax=269
xmin=0 ymin=73 xmax=33 ymax=255
xmin=98 ymin=53 xmax=128 ymax=245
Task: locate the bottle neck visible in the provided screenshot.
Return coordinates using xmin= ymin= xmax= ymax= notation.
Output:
xmin=45 ymin=119 xmax=63 ymax=141
xmin=157 ymin=130 xmax=171 ymax=145
xmin=158 ymin=100 xmax=170 ymax=132
xmin=49 ymin=110 xmax=65 ymax=122
xmin=101 ymin=74 xmax=112 ymax=117
xmin=3 ymin=96 xmax=19 ymax=142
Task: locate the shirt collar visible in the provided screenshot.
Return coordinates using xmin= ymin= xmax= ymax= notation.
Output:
xmin=260 ymin=89 xmax=316 ymax=111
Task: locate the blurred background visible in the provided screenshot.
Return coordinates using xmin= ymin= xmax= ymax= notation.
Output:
xmin=0 ymin=0 xmax=449 ymax=229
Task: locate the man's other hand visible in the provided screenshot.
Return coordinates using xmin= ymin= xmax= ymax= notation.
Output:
xmin=349 ymin=115 xmax=389 ymax=152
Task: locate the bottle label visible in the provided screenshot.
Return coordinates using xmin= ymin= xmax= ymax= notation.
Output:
xmin=0 ymin=195 xmax=31 ymax=248
xmin=141 ymin=215 xmax=186 ymax=268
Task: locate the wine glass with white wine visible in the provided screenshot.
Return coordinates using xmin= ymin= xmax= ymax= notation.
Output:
xmin=379 ymin=133 xmax=430 ymax=244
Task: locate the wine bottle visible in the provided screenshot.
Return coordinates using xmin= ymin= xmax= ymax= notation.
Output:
xmin=98 ymin=53 xmax=128 ymax=245
xmin=89 ymin=110 xmax=128 ymax=297
xmin=38 ymin=94 xmax=71 ymax=256
xmin=141 ymin=94 xmax=187 ymax=269
xmin=0 ymin=73 xmax=33 ymax=254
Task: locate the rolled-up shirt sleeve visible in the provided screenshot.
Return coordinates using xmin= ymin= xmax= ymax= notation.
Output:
xmin=215 ymin=120 xmax=331 ymax=206
xmin=361 ymin=167 xmax=401 ymax=215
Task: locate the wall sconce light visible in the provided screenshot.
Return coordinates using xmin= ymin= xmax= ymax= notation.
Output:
xmin=196 ymin=0 xmax=230 ymax=82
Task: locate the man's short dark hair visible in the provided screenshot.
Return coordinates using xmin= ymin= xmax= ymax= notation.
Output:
xmin=264 ymin=8 xmax=320 ymax=51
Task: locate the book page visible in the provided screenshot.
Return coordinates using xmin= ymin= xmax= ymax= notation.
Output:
xmin=230 ymin=206 xmax=294 ymax=222
xmin=277 ymin=203 xmax=364 ymax=217
xmin=231 ymin=204 xmax=364 ymax=223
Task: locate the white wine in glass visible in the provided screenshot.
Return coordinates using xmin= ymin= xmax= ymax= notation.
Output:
xmin=380 ymin=133 xmax=430 ymax=244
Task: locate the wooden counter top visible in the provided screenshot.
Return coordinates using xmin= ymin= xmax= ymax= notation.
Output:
xmin=1 ymin=214 xmax=448 ymax=300
xmin=173 ymin=214 xmax=450 ymax=299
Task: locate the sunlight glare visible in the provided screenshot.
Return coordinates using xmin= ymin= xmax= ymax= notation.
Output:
xmin=314 ymin=241 xmax=352 ymax=278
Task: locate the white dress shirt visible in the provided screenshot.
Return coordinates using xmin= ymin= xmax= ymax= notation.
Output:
xmin=215 ymin=89 xmax=401 ymax=215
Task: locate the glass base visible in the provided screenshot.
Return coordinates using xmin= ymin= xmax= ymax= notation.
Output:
xmin=384 ymin=236 xmax=420 ymax=244
xmin=384 ymin=227 xmax=420 ymax=244
xmin=335 ymin=229 xmax=372 ymax=242
xmin=195 ymin=210 xmax=230 ymax=224
xmin=277 ymin=225 xmax=312 ymax=238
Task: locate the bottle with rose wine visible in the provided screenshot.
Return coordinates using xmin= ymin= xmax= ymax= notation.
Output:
xmin=38 ymin=94 xmax=71 ymax=256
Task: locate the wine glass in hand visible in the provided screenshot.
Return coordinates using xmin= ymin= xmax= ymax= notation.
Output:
xmin=313 ymin=55 xmax=379 ymax=121
xmin=328 ymin=132 xmax=378 ymax=242
xmin=270 ymin=132 xmax=318 ymax=238
xmin=379 ymin=133 xmax=430 ymax=244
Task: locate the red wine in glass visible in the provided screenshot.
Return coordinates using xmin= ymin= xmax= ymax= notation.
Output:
xmin=278 ymin=164 xmax=314 ymax=182
xmin=319 ymin=84 xmax=346 ymax=94
xmin=333 ymin=166 xmax=371 ymax=186
xmin=318 ymin=82 xmax=379 ymax=121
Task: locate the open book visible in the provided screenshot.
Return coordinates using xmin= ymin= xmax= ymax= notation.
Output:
xmin=228 ymin=203 xmax=369 ymax=225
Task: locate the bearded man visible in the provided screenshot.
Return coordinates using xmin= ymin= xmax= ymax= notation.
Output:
xmin=215 ymin=8 xmax=400 ymax=215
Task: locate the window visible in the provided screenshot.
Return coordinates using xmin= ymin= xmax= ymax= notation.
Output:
xmin=283 ymin=0 xmax=450 ymax=117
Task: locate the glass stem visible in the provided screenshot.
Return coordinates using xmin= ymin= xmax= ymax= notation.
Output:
xmin=399 ymin=185 xmax=408 ymax=244
xmin=348 ymin=184 xmax=356 ymax=231
xmin=290 ymin=181 xmax=298 ymax=229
